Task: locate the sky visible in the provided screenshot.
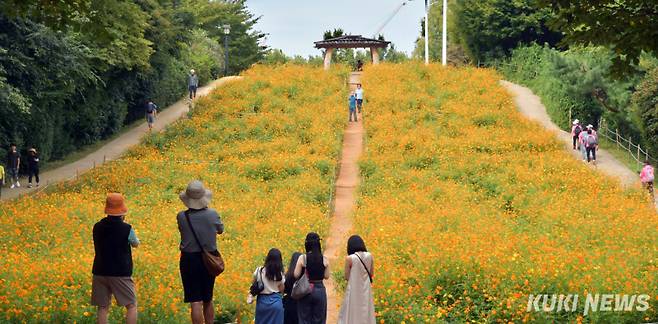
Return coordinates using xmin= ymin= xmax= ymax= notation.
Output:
xmin=246 ymin=0 xmax=426 ymax=57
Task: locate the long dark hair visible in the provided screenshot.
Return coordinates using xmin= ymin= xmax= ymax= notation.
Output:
xmin=305 ymin=232 xmax=323 ymax=267
xmin=347 ymin=235 xmax=368 ymax=255
xmin=284 ymin=252 xmax=302 ymax=293
xmin=264 ymin=248 xmax=283 ymax=281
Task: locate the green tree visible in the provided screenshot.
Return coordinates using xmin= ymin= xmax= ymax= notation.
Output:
xmin=184 ymin=0 xmax=266 ymax=74
xmin=633 ymin=67 xmax=658 ymax=156
xmin=415 ymin=0 xmax=561 ymax=64
xmin=539 ymin=0 xmax=658 ymax=75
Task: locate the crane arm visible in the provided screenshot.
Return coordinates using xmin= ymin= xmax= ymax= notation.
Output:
xmin=373 ymin=1 xmax=412 ymax=38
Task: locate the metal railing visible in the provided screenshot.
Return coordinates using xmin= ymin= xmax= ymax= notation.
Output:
xmin=598 ymin=120 xmax=657 ymax=170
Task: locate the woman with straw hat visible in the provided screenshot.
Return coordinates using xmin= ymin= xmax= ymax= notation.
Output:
xmin=177 ymin=180 xmax=224 ymax=324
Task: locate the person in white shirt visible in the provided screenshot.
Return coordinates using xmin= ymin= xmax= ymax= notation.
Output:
xmin=355 ymin=84 xmax=364 ymax=113
xmin=252 ymin=248 xmax=285 ymax=324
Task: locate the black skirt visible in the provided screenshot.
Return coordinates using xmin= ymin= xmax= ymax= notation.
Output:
xmin=180 ymin=252 xmax=215 ymax=303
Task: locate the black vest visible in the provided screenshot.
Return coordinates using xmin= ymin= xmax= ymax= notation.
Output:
xmin=92 ymin=217 xmax=133 ymax=276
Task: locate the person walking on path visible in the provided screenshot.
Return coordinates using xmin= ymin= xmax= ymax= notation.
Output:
xmin=253 ymin=248 xmax=285 ymax=324
xmin=338 ymin=235 xmax=375 ymax=324
xmin=355 ymin=84 xmax=364 ymax=113
xmin=177 ymin=180 xmax=224 ymax=324
xmin=7 ymin=143 xmax=20 ymax=188
xmin=640 ymin=160 xmax=655 ymax=202
xmin=578 ymin=128 xmax=588 ymax=161
xmin=27 ymin=147 xmax=40 ymax=188
xmin=585 ymin=128 xmax=598 ymax=165
xmin=294 ymin=232 xmax=330 ymax=324
xmin=283 ymin=252 xmax=302 ymax=324
xmin=348 ymin=93 xmax=358 ymax=123
xmin=571 ymin=119 xmax=582 ymax=150
xmin=189 ymin=69 xmax=199 ymax=100
xmin=91 ymin=193 xmax=140 ymax=324
xmin=145 ymin=100 xmax=158 ymax=131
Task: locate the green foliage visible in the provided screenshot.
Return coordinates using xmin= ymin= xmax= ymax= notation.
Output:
xmin=538 ymin=0 xmax=658 ymax=76
xmin=632 ymin=67 xmax=658 ymax=156
xmin=414 ymin=0 xmax=560 ymax=64
xmin=501 ymin=44 xmax=646 ymax=148
xmin=0 ymin=0 xmax=259 ymax=168
xmin=501 ymin=45 xmax=638 ymax=130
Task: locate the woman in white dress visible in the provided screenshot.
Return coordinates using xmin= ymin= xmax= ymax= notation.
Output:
xmin=338 ymin=235 xmax=375 ymax=324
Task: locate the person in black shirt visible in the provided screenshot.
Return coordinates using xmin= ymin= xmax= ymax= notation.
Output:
xmin=92 ymin=193 xmax=140 ymax=324
xmin=27 ymin=147 xmax=40 ymax=188
xmin=283 ymin=252 xmax=302 ymax=324
xmin=294 ymin=232 xmax=330 ymax=324
xmin=7 ymin=143 xmax=20 ymax=188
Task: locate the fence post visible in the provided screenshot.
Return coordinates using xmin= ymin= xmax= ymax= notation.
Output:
xmin=103 ymin=155 xmax=106 ymax=163
xmin=568 ymin=107 xmax=572 ymax=129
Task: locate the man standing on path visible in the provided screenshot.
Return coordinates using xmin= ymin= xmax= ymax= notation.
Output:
xmin=7 ymin=143 xmax=20 ymax=188
xmin=92 ymin=193 xmax=140 ymax=324
xmin=146 ymin=100 xmax=158 ymax=132
xmin=349 ymin=93 xmax=358 ymax=122
xmin=355 ymin=84 xmax=364 ymax=113
xmin=188 ymin=69 xmax=199 ymax=100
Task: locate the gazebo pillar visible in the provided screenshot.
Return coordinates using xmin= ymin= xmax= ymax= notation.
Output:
xmin=370 ymin=47 xmax=380 ymax=65
xmin=323 ymin=48 xmax=334 ymax=70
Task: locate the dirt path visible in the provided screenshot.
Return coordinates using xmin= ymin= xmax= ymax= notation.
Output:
xmin=0 ymin=77 xmax=240 ymax=201
xmin=500 ymin=80 xmax=642 ymax=188
xmin=324 ymin=72 xmax=364 ymax=322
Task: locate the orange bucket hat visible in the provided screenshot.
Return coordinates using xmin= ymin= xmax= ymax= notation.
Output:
xmin=105 ymin=193 xmax=128 ymax=216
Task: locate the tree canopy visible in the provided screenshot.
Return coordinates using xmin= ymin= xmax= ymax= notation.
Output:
xmin=539 ymin=0 xmax=658 ymax=75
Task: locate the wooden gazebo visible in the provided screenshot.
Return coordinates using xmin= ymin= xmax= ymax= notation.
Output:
xmin=314 ymin=35 xmax=390 ymax=70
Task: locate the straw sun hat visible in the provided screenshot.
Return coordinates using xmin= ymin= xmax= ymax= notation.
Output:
xmin=179 ymin=180 xmax=212 ymax=209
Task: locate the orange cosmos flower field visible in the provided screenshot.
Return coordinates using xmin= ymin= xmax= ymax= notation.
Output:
xmin=0 ymin=64 xmax=348 ymax=323
xmin=353 ymin=63 xmax=658 ymax=323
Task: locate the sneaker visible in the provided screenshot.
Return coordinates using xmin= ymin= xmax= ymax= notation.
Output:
xmin=10 ymin=184 xmax=15 ymax=189
xmin=36 ymin=183 xmax=40 ymax=187
xmin=28 ymin=183 xmax=32 ymax=188
xmin=16 ymin=181 xmax=20 ymax=187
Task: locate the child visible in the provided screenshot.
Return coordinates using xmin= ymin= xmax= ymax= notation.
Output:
xmin=349 ymin=93 xmax=357 ymax=122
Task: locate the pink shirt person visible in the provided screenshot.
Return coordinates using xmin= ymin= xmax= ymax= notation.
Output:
xmin=640 ymin=164 xmax=654 ymax=183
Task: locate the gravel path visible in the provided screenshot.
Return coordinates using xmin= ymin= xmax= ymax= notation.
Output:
xmin=500 ymin=80 xmax=640 ymax=187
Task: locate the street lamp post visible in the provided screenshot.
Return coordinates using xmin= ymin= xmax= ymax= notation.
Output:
xmin=221 ymin=24 xmax=230 ymax=76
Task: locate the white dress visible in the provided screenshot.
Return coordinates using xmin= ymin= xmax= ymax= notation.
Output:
xmin=338 ymin=252 xmax=376 ymax=324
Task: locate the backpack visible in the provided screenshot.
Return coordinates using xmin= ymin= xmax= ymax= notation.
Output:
xmin=586 ymin=134 xmax=598 ymax=147
xmin=574 ymin=125 xmax=582 ymax=136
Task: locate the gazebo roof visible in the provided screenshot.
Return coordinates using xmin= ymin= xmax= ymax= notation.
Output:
xmin=314 ymin=35 xmax=390 ymax=49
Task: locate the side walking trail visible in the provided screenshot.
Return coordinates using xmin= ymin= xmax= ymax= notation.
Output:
xmin=501 ymin=80 xmax=657 ymax=209
xmin=324 ymin=72 xmax=365 ymax=322
xmin=0 ymin=77 xmax=240 ymax=202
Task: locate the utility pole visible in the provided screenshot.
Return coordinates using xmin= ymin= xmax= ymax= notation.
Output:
xmin=442 ymin=0 xmax=447 ymax=66
xmin=424 ymin=0 xmax=429 ymax=65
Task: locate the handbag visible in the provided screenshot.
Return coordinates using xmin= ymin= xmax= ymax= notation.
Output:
xmin=354 ymin=253 xmax=373 ymax=283
xmin=249 ymin=267 xmax=265 ymax=296
xmin=291 ymin=255 xmax=314 ymax=300
xmin=185 ymin=210 xmax=225 ymax=276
